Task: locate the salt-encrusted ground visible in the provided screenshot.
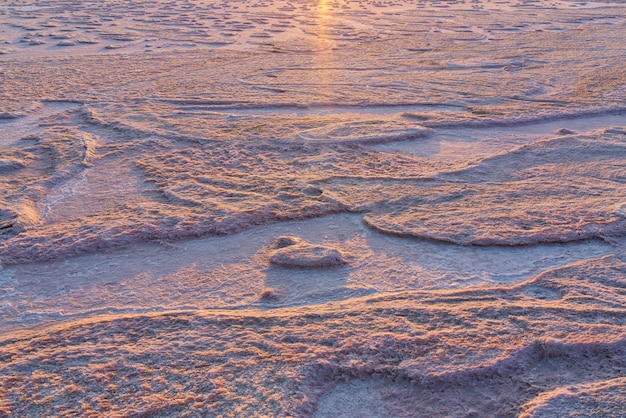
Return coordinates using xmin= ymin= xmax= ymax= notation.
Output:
xmin=1 ymin=0 xmax=626 ymax=416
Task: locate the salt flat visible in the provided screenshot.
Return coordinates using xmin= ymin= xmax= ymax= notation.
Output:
xmin=1 ymin=0 xmax=626 ymax=416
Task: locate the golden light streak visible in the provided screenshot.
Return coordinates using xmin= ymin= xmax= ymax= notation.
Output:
xmin=313 ymin=0 xmax=338 ymax=102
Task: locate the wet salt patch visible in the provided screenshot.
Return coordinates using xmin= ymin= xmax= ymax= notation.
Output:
xmin=0 ymin=214 xmax=614 ymax=333
xmin=375 ymin=113 xmax=626 ymax=160
xmin=313 ymin=379 xmax=389 ymax=418
xmin=296 ymin=121 xmax=433 ymax=144
xmin=179 ymin=103 xmax=467 ymax=117
xmin=0 ymin=101 xmax=80 ymax=147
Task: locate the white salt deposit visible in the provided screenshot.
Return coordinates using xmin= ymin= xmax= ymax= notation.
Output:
xmin=1 ymin=0 xmax=626 ymax=416
xmin=268 ymin=236 xmax=348 ymax=267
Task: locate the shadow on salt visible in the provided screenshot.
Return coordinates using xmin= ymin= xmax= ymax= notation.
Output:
xmin=375 ymin=112 xmax=626 ymax=160
xmin=1 ymin=213 xmax=613 ymax=333
xmin=312 ymin=338 xmax=626 ymax=418
xmin=296 ymin=120 xmax=433 ymax=144
xmin=249 ymin=214 xmax=611 ymax=307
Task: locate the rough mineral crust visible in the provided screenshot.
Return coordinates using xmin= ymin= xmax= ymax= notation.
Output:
xmin=268 ymin=236 xmax=347 ymax=268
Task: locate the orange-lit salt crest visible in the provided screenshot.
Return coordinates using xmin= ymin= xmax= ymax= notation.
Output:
xmin=313 ymin=0 xmax=336 ymax=104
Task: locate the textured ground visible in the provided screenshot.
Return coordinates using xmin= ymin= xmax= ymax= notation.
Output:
xmin=1 ymin=0 xmax=626 ymax=416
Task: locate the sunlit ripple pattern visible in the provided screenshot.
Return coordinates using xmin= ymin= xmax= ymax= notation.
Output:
xmin=0 ymin=0 xmax=626 ymax=416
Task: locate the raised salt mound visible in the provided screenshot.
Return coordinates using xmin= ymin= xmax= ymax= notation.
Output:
xmin=363 ymin=133 xmax=626 ymax=246
xmin=296 ymin=120 xmax=432 ymax=145
xmin=362 ymin=187 xmax=626 ymax=246
xmin=268 ymin=236 xmax=347 ymax=268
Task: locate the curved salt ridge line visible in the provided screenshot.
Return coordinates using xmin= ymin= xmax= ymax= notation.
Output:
xmin=0 ymin=158 xmax=26 ymax=173
xmin=158 ymin=100 xmax=468 ymax=115
xmin=1 ymin=254 xmax=619 ymax=341
xmin=426 ymin=124 xmax=626 ymax=188
xmin=2 ymin=255 xmax=624 ymax=415
xmin=3 ymin=113 xmax=621 ymax=262
xmin=78 ymin=107 xmax=223 ymax=145
xmin=3 ymin=271 xmax=624 ymax=344
xmin=0 ymin=251 xmax=618 ymax=339
xmin=449 ymin=124 xmax=626 ymax=168
xmin=361 ymin=128 xmax=626 ymax=246
xmin=3 ymin=288 xmax=626 ymax=414
xmin=3 ymin=133 xmax=621 ymax=264
xmin=296 ymin=123 xmax=433 ymax=145
xmin=6 ymin=328 xmax=626 ymax=416
xmin=0 ymin=303 xmax=247 ymax=340
xmin=1 ymin=127 xmax=97 ymax=237
xmin=432 ymin=139 xmax=626 ymax=189
xmin=519 ymin=377 xmax=626 ymax=418
xmin=0 ymin=199 xmax=348 ymax=265
xmin=0 ymin=101 xmax=78 ymax=147
xmin=419 ymin=106 xmax=626 ymax=129
xmin=399 ymin=337 xmax=626 ymax=384
xmin=310 ymin=338 xmax=626 ymax=417
xmin=366 ymin=254 xmax=618 ymax=302
xmin=362 ymin=213 xmax=626 ymax=246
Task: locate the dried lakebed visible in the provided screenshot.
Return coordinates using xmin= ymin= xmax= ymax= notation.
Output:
xmin=1 ymin=0 xmax=626 ymax=416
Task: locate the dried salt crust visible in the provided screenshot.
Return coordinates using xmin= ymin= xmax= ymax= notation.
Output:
xmin=268 ymin=236 xmax=347 ymax=268
xmin=0 ymin=0 xmax=626 ymax=416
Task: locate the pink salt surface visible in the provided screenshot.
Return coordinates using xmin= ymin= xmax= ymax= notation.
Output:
xmin=1 ymin=0 xmax=626 ymax=416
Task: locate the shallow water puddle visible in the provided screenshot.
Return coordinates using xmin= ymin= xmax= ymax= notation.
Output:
xmin=374 ymin=112 xmax=626 ymax=161
xmin=0 ymin=213 xmax=614 ymax=333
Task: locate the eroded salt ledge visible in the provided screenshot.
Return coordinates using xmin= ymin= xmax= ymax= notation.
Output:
xmin=2 ymin=256 xmax=626 ymax=417
xmin=0 ymin=109 xmax=623 ymax=264
xmin=1 ymin=0 xmax=626 ymax=416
